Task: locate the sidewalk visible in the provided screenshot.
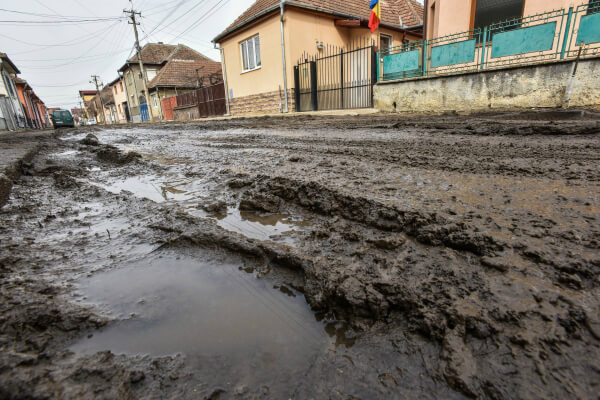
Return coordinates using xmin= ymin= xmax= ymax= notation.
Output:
xmin=0 ymin=130 xmax=53 ymax=207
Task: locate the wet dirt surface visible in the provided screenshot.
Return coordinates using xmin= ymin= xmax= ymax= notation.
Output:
xmin=1 ymin=111 xmax=599 ymax=399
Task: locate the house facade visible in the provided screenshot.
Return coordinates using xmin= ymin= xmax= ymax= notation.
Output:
xmin=119 ymin=43 xmax=221 ymax=122
xmin=0 ymin=53 xmax=26 ymax=131
xmin=425 ymin=0 xmax=592 ymax=39
xmin=109 ymin=77 xmax=130 ymax=123
xmin=213 ymin=0 xmax=423 ymax=115
xmin=14 ymin=78 xmax=48 ymax=129
xmin=79 ymin=90 xmax=97 ymax=123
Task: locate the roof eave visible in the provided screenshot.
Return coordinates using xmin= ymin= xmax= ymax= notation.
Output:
xmin=213 ymin=4 xmax=281 ymax=43
xmin=1 ymin=55 xmax=21 ymax=74
xmin=213 ymin=1 xmax=422 ymax=43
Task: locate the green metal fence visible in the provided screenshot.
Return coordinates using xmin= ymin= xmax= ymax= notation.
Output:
xmin=380 ymin=0 xmax=600 ymax=82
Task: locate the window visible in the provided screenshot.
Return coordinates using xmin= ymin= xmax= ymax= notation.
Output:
xmin=152 ymin=94 xmax=158 ymax=107
xmin=127 ymin=71 xmax=133 ymax=85
xmin=240 ymin=35 xmax=261 ymax=72
xmin=118 ymin=104 xmax=122 ymax=113
xmin=146 ymin=69 xmax=157 ymax=81
xmin=587 ymin=0 xmax=599 ymax=14
xmin=114 ymin=87 xmax=118 ymax=95
xmin=380 ymin=34 xmax=393 ymax=51
xmin=119 ymin=82 xmax=124 ymax=92
xmin=2 ymin=73 xmax=15 ymax=97
xmin=472 ymin=0 xmax=524 ymax=32
xmin=130 ymin=94 xmax=136 ymax=106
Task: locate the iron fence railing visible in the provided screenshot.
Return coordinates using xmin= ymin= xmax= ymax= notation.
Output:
xmin=380 ymin=0 xmax=600 ymax=82
xmin=294 ymin=38 xmax=376 ymax=112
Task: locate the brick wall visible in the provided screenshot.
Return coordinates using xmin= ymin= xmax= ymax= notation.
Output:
xmin=229 ymin=89 xmax=295 ymax=116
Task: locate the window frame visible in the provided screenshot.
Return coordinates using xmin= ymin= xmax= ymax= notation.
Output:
xmin=240 ymin=34 xmax=261 ymax=74
xmin=380 ymin=34 xmax=393 ymax=51
xmin=470 ymin=0 xmax=525 ymax=32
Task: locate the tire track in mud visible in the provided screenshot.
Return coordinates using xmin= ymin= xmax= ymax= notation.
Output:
xmin=2 ymin=113 xmax=600 ymax=399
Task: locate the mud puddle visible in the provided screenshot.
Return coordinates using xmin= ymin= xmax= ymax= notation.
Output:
xmin=193 ymin=207 xmax=310 ymax=243
xmin=71 ymin=250 xmax=330 ymax=394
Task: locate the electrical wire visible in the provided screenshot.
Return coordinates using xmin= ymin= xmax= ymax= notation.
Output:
xmin=170 ymin=0 xmax=231 ymax=42
xmin=0 ymin=8 xmax=122 ymax=19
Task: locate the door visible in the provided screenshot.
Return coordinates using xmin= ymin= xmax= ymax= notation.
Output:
xmin=123 ymin=102 xmax=130 ymax=122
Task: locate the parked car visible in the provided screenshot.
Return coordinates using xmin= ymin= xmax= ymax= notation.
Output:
xmin=51 ymin=109 xmax=75 ymax=128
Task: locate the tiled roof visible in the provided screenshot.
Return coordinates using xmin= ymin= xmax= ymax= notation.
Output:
xmin=214 ymin=0 xmax=424 ymax=42
xmin=100 ymin=86 xmax=114 ymax=105
xmin=127 ymin=42 xmax=178 ymax=64
xmin=147 ymin=45 xmax=222 ymax=88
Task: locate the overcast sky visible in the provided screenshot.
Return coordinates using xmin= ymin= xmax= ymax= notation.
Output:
xmin=1 ymin=0 xmax=422 ymax=110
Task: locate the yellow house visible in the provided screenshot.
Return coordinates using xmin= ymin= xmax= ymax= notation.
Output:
xmin=109 ymin=77 xmax=130 ymax=123
xmin=213 ymin=0 xmax=424 ymax=115
xmin=425 ymin=0 xmax=592 ymax=40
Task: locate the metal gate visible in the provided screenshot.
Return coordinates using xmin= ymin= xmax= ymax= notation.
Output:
xmin=197 ymin=83 xmax=226 ymax=117
xmin=139 ymin=103 xmax=149 ymax=122
xmin=294 ymin=38 xmax=376 ymax=112
xmin=173 ymin=83 xmax=226 ymax=119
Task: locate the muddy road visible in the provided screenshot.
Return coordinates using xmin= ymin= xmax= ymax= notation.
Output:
xmin=1 ymin=111 xmax=599 ymax=399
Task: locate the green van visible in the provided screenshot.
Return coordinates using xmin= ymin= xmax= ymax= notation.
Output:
xmin=51 ymin=109 xmax=74 ymax=128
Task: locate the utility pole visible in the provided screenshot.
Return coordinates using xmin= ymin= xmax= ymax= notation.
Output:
xmin=90 ymin=75 xmax=106 ymax=124
xmin=124 ymin=1 xmax=154 ymax=121
xmin=78 ymin=98 xmax=84 ymax=126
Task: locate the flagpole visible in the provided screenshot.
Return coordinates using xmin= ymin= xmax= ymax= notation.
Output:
xmin=377 ymin=0 xmax=381 ymax=82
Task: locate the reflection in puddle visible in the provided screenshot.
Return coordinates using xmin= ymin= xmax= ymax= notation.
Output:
xmin=71 ymin=253 xmax=328 ymax=392
xmin=91 ymin=176 xmax=203 ymax=204
xmin=205 ymin=208 xmax=309 ymax=243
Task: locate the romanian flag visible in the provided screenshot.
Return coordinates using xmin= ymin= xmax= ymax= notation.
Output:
xmin=368 ymin=0 xmax=381 ymax=33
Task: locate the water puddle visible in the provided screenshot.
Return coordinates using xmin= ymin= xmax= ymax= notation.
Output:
xmin=71 ymin=252 xmax=329 ymax=392
xmin=90 ymin=175 xmax=205 ymax=204
xmin=199 ymin=208 xmax=310 ymax=243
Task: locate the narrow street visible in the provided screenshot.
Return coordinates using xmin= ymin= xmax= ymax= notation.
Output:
xmin=1 ymin=112 xmax=599 ymax=399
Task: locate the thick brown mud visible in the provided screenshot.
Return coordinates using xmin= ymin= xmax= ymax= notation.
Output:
xmin=1 ymin=111 xmax=599 ymax=399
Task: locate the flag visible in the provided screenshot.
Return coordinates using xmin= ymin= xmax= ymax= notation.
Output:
xmin=369 ymin=0 xmax=381 ymax=33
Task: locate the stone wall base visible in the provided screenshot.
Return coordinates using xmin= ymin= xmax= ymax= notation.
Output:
xmin=374 ymin=58 xmax=600 ymax=113
xmin=229 ymin=90 xmax=294 ymax=116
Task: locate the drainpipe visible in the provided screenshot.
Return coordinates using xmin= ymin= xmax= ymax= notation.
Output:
xmin=280 ymin=1 xmax=289 ymax=113
xmin=215 ymin=43 xmax=231 ymax=116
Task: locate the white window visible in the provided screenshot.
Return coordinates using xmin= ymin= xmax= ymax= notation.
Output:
xmin=130 ymin=94 xmax=136 ymax=106
xmin=146 ymin=69 xmax=157 ymax=81
xmin=152 ymin=94 xmax=158 ymax=107
xmin=380 ymin=34 xmax=393 ymax=51
xmin=240 ymin=35 xmax=261 ymax=72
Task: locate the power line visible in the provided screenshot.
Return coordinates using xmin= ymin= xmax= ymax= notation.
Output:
xmin=0 ymin=8 xmax=122 ymax=19
xmin=0 ymin=18 xmax=124 ymax=24
xmin=171 ymin=0 xmax=230 ymax=42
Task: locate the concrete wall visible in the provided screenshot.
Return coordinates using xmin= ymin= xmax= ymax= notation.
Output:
xmin=374 ymin=58 xmax=600 ymax=113
xmin=426 ymin=0 xmax=589 ymax=40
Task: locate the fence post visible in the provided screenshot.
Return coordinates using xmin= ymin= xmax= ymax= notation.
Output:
xmin=293 ymin=66 xmax=300 ymax=112
xmin=310 ymin=60 xmax=318 ymax=111
xmin=561 ymin=7 xmax=574 ymax=59
xmin=422 ymin=40 xmax=428 ymax=77
xmin=340 ymin=49 xmax=344 ymax=109
xmin=371 ymin=47 xmax=377 ymax=106
xmin=480 ymin=27 xmax=488 ymax=70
